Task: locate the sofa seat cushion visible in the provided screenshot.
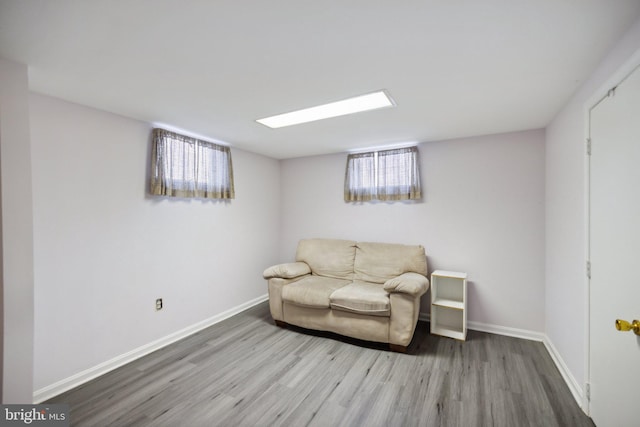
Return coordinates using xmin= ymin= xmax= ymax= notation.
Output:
xmin=329 ymin=281 xmax=390 ymax=317
xmin=282 ymin=276 xmax=350 ymax=309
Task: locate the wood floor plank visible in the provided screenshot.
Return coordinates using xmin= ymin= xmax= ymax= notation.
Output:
xmin=47 ymin=302 xmax=594 ymax=427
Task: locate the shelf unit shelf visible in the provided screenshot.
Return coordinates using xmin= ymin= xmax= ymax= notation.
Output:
xmin=432 ymin=298 xmax=465 ymax=310
xmin=430 ymin=270 xmax=467 ymax=341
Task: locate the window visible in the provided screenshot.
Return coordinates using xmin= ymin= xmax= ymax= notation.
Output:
xmin=150 ymin=128 xmax=235 ymax=199
xmin=344 ymin=146 xmax=421 ymax=202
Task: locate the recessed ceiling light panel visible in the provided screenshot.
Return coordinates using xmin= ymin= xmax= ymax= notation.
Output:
xmin=256 ymin=90 xmax=395 ymax=129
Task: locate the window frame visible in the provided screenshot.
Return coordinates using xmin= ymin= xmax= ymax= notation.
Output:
xmin=150 ymin=128 xmax=235 ymax=200
xmin=344 ymin=146 xmax=421 ymax=202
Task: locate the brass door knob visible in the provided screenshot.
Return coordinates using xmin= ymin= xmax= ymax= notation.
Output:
xmin=615 ymin=319 xmax=640 ymax=336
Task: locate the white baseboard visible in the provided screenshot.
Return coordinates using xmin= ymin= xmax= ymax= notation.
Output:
xmin=33 ymin=294 xmax=269 ymax=403
xmin=418 ymin=312 xmax=545 ymax=341
xmin=418 ymin=312 xmax=583 ymax=409
xmin=542 ymin=336 xmax=584 ymax=407
xmin=466 ymin=320 xmax=546 ymax=342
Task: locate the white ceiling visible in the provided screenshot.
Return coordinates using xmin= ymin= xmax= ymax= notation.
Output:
xmin=1 ymin=1 xmax=639 ymax=159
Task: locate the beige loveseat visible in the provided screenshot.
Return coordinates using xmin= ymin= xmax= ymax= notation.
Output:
xmin=263 ymin=239 xmax=429 ymax=352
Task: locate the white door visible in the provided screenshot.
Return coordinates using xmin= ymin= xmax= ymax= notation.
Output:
xmin=589 ymin=63 xmax=640 ymax=427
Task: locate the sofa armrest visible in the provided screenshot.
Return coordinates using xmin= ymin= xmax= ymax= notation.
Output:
xmin=263 ymin=262 xmax=311 ymax=279
xmin=383 ymin=272 xmax=429 ymax=297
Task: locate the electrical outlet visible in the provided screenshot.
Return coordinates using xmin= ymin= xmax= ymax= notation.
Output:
xmin=156 ymin=298 xmax=163 ymax=311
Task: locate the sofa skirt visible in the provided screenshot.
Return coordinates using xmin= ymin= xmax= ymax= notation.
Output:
xmin=282 ymin=302 xmax=390 ymax=344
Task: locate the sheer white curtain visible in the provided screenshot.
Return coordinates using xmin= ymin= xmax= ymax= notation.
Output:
xmin=150 ymin=128 xmax=235 ymax=199
xmin=344 ymin=146 xmax=421 ymax=202
xmin=376 ymin=146 xmax=421 ymax=201
xmin=344 ymin=151 xmax=376 ymax=201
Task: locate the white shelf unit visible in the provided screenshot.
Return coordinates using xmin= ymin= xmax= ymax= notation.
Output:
xmin=430 ymin=270 xmax=467 ymax=341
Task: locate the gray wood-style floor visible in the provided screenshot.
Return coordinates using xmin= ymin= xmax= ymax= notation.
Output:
xmin=48 ymin=302 xmax=594 ymax=427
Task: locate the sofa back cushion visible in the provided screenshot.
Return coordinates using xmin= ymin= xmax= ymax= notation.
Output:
xmin=296 ymin=238 xmax=357 ymax=280
xmin=354 ymin=241 xmax=427 ymax=284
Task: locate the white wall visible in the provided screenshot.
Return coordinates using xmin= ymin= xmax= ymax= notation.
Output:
xmin=29 ymin=94 xmax=281 ymax=392
xmin=280 ymin=130 xmax=545 ymax=332
xmin=545 ymin=16 xmax=640 ymax=396
xmin=0 ymin=58 xmax=35 ymax=403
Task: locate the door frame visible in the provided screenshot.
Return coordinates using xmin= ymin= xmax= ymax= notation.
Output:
xmin=584 ymin=47 xmax=640 ymax=416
